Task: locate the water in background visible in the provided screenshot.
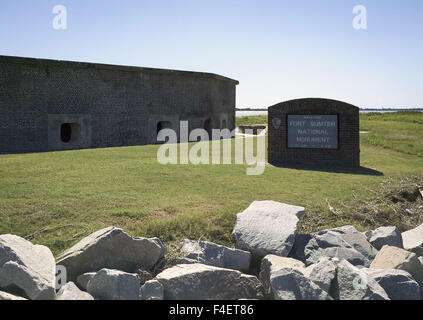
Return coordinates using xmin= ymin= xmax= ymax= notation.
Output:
xmin=236 ymin=110 xmax=422 ymax=117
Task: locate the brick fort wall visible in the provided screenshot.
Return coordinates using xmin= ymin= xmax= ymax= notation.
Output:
xmin=0 ymin=56 xmax=238 ymax=154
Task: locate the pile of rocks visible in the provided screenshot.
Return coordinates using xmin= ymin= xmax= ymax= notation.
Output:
xmin=1 ymin=200 xmax=422 ymax=300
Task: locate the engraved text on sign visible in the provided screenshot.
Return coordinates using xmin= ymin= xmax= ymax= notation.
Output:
xmin=287 ymin=115 xmax=338 ymax=149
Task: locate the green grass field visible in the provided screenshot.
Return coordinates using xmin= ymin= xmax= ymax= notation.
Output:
xmin=1 ymin=112 xmax=422 ymax=256
xmin=236 ymin=115 xmax=267 ymax=127
xmin=361 ymin=112 xmax=423 ymax=157
xmin=235 ymin=112 xmax=423 ymax=157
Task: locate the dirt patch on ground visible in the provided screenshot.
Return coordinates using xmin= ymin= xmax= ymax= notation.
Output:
xmin=388 ymin=184 xmax=422 ymax=204
xmin=344 ymin=176 xmax=423 ymax=232
xmin=299 ymin=176 xmax=423 ymax=234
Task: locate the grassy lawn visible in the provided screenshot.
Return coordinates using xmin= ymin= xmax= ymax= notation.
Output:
xmin=236 ymin=115 xmax=267 ymax=127
xmin=1 ymin=112 xmax=422 ymax=256
xmin=361 ymin=112 xmax=423 ymax=157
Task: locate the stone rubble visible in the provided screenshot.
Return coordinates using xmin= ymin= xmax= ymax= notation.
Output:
xmin=365 ymin=226 xmax=403 ymax=250
xmin=300 ymin=226 xmax=378 ymax=267
xmin=76 ymin=272 xmax=96 ymax=291
xmin=0 ymin=201 xmax=421 ymax=300
xmin=270 ymin=268 xmax=332 ymax=300
xmin=0 ymin=234 xmax=56 ymax=300
xmin=56 ymin=227 xmax=166 ymax=282
xmin=0 ymin=290 xmax=27 ymax=300
xmin=179 ymin=239 xmax=251 ymax=272
xmin=370 ymin=245 xmax=423 ymax=284
xmin=259 ymin=255 xmax=306 ymax=295
xmin=56 ymin=281 xmax=94 ymax=300
xmin=156 ymin=263 xmax=264 ymax=300
xmin=303 ymin=257 xmax=337 ymax=294
xmin=363 ymin=269 xmax=421 ymax=300
xmin=330 ymin=260 xmax=390 ymax=300
xmin=370 ymin=245 xmax=423 ymax=297
xmin=259 ymin=254 xmax=337 ymax=296
xmin=232 ymin=201 xmax=305 ymax=259
xmin=140 ymin=280 xmax=164 ymax=300
xmin=402 ymin=223 xmax=423 ymax=256
xmin=86 ymin=268 xmax=140 ymax=300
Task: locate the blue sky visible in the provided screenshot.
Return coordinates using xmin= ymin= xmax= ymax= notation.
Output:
xmin=1 ymin=0 xmax=422 ymax=108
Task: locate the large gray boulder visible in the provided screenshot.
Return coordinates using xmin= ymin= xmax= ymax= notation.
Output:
xmin=0 ymin=290 xmax=27 ymax=300
xmin=303 ymin=257 xmax=337 ymax=294
xmin=303 ymin=226 xmax=378 ymax=267
xmin=269 ymin=269 xmax=332 ymax=300
xmin=370 ymin=245 xmax=423 ymax=297
xmin=370 ymin=245 xmax=423 ymax=284
xmin=366 ymin=226 xmax=403 ymax=250
xmin=288 ymin=234 xmax=313 ymax=262
xmin=179 ymin=239 xmax=251 ymax=272
xmin=87 ymin=268 xmax=140 ymax=300
xmin=156 ymin=264 xmax=264 ymax=300
xmin=259 ymin=255 xmax=336 ymax=295
xmin=140 ymin=280 xmax=164 ymax=300
xmin=259 ymin=255 xmax=306 ymax=295
xmin=364 ymin=269 xmax=421 ymax=300
xmin=0 ymin=234 xmax=56 ymax=300
xmin=232 ymin=201 xmax=305 ymax=259
xmin=402 ymin=223 xmax=423 ymax=256
xmin=56 ymin=282 xmax=94 ymax=300
xmin=56 ymin=227 xmax=166 ymax=281
xmin=76 ymin=272 xmax=96 ymax=291
xmin=331 ymin=260 xmax=389 ymax=300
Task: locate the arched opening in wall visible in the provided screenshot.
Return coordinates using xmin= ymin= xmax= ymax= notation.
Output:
xmin=156 ymin=121 xmax=173 ymax=143
xmin=204 ymin=118 xmax=212 ymax=140
xmin=157 ymin=121 xmax=172 ymax=135
xmin=60 ymin=123 xmax=81 ymax=143
xmin=221 ymin=119 xmax=227 ymax=129
xmin=61 ymin=123 xmax=72 ymax=143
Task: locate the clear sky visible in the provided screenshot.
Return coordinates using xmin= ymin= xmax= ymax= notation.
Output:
xmin=1 ymin=0 xmax=422 ymax=108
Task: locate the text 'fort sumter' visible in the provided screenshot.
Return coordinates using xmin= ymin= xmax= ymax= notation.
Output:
xmin=287 ymin=115 xmax=338 ymax=149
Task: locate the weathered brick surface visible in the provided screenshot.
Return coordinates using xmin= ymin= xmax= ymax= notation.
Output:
xmin=0 ymin=56 xmax=237 ymax=154
xmin=268 ymin=98 xmax=360 ymax=168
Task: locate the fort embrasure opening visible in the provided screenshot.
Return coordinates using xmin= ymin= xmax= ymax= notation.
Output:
xmin=157 ymin=121 xmax=173 ymax=135
xmin=60 ymin=123 xmax=81 ymax=143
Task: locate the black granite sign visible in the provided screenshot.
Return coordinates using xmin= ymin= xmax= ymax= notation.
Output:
xmin=268 ymin=98 xmax=360 ymax=169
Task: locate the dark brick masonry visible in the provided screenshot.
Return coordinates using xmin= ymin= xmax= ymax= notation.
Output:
xmin=0 ymin=56 xmax=238 ymax=154
xmin=268 ymin=98 xmax=360 ymax=169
